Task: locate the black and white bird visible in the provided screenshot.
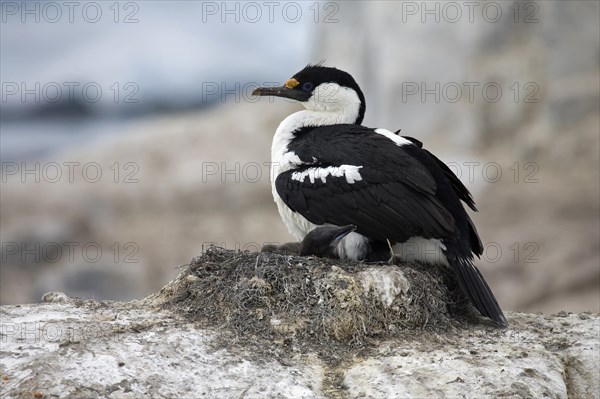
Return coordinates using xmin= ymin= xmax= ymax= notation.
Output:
xmin=262 ymin=224 xmax=357 ymax=258
xmin=252 ymin=64 xmax=507 ymax=327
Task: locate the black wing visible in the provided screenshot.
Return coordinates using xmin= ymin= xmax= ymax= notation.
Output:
xmin=400 ymin=133 xmax=481 ymax=255
xmin=398 ymin=133 xmax=475 ymax=212
xmin=423 ymin=149 xmax=477 ymax=212
xmin=276 ymin=125 xmax=458 ymax=243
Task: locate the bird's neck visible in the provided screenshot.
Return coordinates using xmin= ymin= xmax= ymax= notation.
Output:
xmin=272 ymin=110 xmax=348 ymax=161
xmin=280 ymin=107 xmax=360 ymax=133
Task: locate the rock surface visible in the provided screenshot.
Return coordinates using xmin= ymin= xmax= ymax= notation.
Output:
xmin=1 ymin=250 xmax=598 ymax=398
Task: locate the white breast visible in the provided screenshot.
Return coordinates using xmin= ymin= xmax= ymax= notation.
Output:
xmin=270 ymin=111 xmax=316 ymax=240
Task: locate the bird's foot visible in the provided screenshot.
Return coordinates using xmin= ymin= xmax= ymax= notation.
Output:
xmin=386 ymin=239 xmax=396 ymax=265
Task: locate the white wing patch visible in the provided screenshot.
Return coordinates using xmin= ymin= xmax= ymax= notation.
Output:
xmin=292 ymin=165 xmax=363 ymax=184
xmin=374 ymin=128 xmax=412 ymax=146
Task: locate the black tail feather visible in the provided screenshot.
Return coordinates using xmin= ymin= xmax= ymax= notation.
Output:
xmin=448 ymin=255 xmax=508 ymax=327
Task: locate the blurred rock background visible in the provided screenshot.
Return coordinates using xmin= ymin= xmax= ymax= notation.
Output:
xmin=1 ymin=1 xmax=598 ymax=313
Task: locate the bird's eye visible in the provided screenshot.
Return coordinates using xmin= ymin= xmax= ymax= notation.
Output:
xmin=302 ymin=82 xmax=313 ymax=92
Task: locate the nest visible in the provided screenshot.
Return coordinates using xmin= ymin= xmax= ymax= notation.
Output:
xmin=164 ymin=247 xmax=477 ymax=350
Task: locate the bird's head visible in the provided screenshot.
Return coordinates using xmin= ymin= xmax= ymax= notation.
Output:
xmin=252 ymin=64 xmax=366 ymax=124
xmin=299 ymin=224 xmax=357 ymax=257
